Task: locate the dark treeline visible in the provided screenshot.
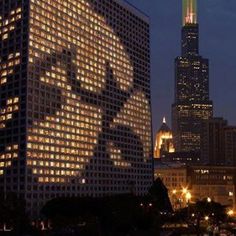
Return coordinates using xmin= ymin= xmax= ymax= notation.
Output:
xmin=0 ymin=178 xmax=173 ymax=236
xmin=41 ymin=178 xmax=173 ymax=235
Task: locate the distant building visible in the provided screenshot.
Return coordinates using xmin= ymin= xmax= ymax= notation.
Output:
xmin=189 ymin=166 xmax=236 ymax=209
xmin=160 ymin=151 xmax=201 ymax=165
xmin=172 ymin=0 xmax=213 ymax=152
xmin=201 ymin=117 xmax=228 ymax=165
xmin=155 ymin=163 xmax=236 ymax=210
xmin=154 ymin=162 xmax=188 ymax=209
xmin=154 ymin=118 xmax=175 ymax=158
xmin=224 ymin=126 xmax=236 ymax=166
xmin=201 ymin=118 xmax=236 ymax=166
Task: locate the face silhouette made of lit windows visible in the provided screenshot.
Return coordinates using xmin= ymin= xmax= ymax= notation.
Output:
xmin=0 ymin=0 xmax=152 ymax=185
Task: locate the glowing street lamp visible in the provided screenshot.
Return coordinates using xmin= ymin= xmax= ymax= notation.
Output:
xmin=182 ymin=187 xmax=188 ymax=194
xmin=207 ymin=197 xmax=212 ymax=203
xmin=204 ymin=216 xmax=209 ymax=221
xmin=227 ymin=210 xmax=234 ymax=217
xmin=185 ymin=192 xmax=192 ymax=202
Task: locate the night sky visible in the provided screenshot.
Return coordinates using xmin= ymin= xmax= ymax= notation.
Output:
xmin=126 ymin=0 xmax=236 ymax=135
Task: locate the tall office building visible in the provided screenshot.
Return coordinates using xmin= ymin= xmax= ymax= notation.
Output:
xmin=0 ymin=0 xmax=153 ymax=215
xmin=172 ymin=0 xmax=213 ymax=152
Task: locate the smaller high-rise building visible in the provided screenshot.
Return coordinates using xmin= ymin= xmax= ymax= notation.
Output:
xmin=154 ymin=118 xmax=175 ymax=158
xmin=224 ymin=126 xmax=236 ymax=166
xmin=201 ymin=118 xmax=228 ymax=165
xmin=160 ymin=151 xmax=201 ymax=165
xmin=201 ymin=118 xmax=236 ymax=166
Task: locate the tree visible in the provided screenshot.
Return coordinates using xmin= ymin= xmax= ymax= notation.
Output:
xmin=148 ymin=178 xmax=173 ymax=213
xmin=0 ymin=192 xmax=31 ymax=234
xmin=41 ymin=180 xmax=174 ymax=235
xmin=41 ymin=195 xmax=148 ymax=235
xmin=175 ymin=199 xmax=228 ymax=236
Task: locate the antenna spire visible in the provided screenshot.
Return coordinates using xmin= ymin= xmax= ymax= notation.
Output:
xmin=183 ymin=0 xmax=197 ymax=26
xmin=163 ymin=117 xmax=166 ymax=124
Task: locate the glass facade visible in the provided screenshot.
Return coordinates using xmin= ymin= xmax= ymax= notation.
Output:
xmin=0 ymin=0 xmax=152 ymax=215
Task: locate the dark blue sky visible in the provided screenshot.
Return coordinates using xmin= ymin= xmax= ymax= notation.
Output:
xmin=126 ymin=0 xmax=236 ymax=134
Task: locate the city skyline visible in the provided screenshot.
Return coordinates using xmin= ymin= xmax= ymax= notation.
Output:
xmin=0 ymin=0 xmax=236 ymax=233
xmin=126 ymin=0 xmax=236 ymax=134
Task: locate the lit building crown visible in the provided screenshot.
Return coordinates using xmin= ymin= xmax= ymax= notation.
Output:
xmin=154 ymin=117 xmax=175 ymax=158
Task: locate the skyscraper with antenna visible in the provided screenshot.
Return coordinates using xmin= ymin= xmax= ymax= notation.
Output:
xmin=172 ymin=0 xmax=213 ymax=152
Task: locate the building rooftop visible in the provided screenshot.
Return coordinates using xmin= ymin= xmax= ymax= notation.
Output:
xmin=158 ymin=117 xmax=171 ymax=133
xmin=115 ymin=0 xmax=149 ymax=23
xmin=154 ymin=160 xmax=236 ymax=170
xmin=154 ymin=160 xmax=186 ymax=169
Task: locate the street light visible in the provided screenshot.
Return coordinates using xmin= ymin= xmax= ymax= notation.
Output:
xmin=182 ymin=187 xmax=188 ymax=194
xmin=227 ymin=210 xmax=234 ymax=217
xmin=185 ymin=191 xmax=192 ymax=221
xmin=204 ymin=216 xmax=209 ymax=221
xmin=185 ymin=192 xmax=192 ymax=202
xmin=207 ymin=197 xmax=212 ymax=203
xmin=172 ymin=189 xmax=177 ymax=194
